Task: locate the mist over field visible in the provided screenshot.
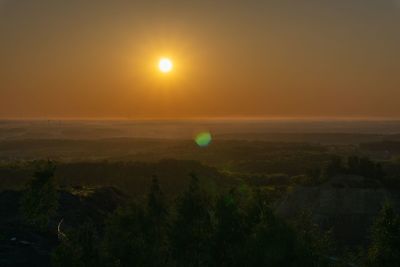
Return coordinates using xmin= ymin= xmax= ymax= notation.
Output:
xmin=1 ymin=119 xmax=400 ymax=162
xmin=2 ymin=119 xmax=400 ymax=140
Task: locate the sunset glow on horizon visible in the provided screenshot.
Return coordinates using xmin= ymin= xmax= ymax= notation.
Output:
xmin=0 ymin=1 xmax=399 ymax=119
xmin=1 ymin=2 xmax=400 ymax=264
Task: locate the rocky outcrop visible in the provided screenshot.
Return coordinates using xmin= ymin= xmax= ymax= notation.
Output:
xmin=0 ymin=186 xmax=126 ymax=267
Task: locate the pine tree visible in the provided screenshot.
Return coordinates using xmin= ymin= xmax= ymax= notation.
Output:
xmin=102 ymin=176 xmax=170 ymax=267
xmin=52 ymin=220 xmax=100 ymax=267
xmin=367 ymin=202 xmax=400 ymax=267
xmin=144 ymin=175 xmax=169 ymax=266
xmin=213 ymin=189 xmax=247 ymax=267
xmin=147 ymin=175 xmax=168 ymax=227
xmin=102 ymin=202 xmax=148 ymax=267
xmin=169 ymin=173 xmax=214 ymax=267
xmin=20 ymin=161 xmax=58 ymax=231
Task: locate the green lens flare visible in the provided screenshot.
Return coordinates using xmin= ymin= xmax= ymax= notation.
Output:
xmin=195 ymin=132 xmax=212 ymax=147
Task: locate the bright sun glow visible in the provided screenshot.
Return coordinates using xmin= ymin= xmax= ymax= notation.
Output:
xmin=158 ymin=58 xmax=173 ymax=73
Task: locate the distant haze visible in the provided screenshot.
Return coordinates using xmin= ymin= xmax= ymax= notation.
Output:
xmin=0 ymin=0 xmax=399 ymax=119
xmin=2 ymin=119 xmax=400 ymax=141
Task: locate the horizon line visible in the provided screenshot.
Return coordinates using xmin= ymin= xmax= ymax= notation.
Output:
xmin=1 ymin=116 xmax=400 ymax=122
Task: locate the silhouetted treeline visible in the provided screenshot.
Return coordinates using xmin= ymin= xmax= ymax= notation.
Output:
xmin=326 ymin=156 xmax=385 ymax=180
xmin=20 ymin=161 xmax=58 ymax=231
xmin=52 ymin=174 xmax=333 ymax=267
xmin=0 ymin=139 xmax=337 ymax=177
xmin=361 ymin=141 xmax=400 ymax=153
xmin=2 ymin=154 xmax=399 ymax=195
xmin=0 ymin=160 xmax=229 ymax=195
xmin=14 ymin=162 xmax=400 ymax=267
xmin=49 ymin=175 xmax=400 ymax=267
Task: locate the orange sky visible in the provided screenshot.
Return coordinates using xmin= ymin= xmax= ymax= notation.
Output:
xmin=0 ymin=0 xmax=399 ymax=119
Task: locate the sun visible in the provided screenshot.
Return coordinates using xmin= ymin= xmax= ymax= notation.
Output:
xmin=158 ymin=58 xmax=173 ymax=73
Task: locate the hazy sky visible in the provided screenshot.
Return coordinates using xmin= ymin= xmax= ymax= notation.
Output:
xmin=0 ymin=0 xmax=399 ymax=119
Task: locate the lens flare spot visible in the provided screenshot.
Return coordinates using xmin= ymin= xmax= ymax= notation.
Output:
xmin=195 ymin=132 xmax=212 ymax=147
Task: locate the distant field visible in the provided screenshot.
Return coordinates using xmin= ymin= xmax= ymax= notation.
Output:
xmin=1 ymin=119 xmax=400 ymax=141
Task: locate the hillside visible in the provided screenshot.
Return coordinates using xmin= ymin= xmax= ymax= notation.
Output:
xmin=277 ymin=175 xmax=400 ymax=248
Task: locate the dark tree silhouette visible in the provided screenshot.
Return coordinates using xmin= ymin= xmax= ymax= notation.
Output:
xmin=52 ymin=220 xmax=100 ymax=267
xmin=169 ymin=173 xmax=214 ymax=267
xmin=144 ymin=175 xmax=169 ymax=266
xmin=102 ymin=202 xmax=148 ymax=266
xmin=292 ymin=211 xmax=332 ymax=267
xmin=52 ymin=172 xmax=336 ymax=267
xmin=20 ymin=161 xmax=58 ymax=231
xmin=325 ymin=156 xmax=344 ymax=177
xmin=213 ymin=189 xmax=248 ymax=266
xmin=367 ymin=202 xmax=400 ymax=267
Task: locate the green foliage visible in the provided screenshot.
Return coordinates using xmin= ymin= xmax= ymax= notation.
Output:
xmin=326 ymin=156 xmax=345 ymax=177
xmin=102 ymin=202 xmax=149 ymax=266
xmin=291 ymin=175 xmax=315 ymax=186
xmin=52 ymin=240 xmax=84 ymax=267
xmin=52 ymin=220 xmax=100 ymax=267
xmin=20 ymin=161 xmax=58 ymax=231
xmin=147 ymin=175 xmax=168 ymax=231
xmin=212 ymin=189 xmax=251 ymax=266
xmin=53 ymin=173 xmax=336 ymax=267
xmin=144 ymin=176 xmax=169 ymax=266
xmin=347 ymin=156 xmax=384 ymax=180
xmin=292 ymin=211 xmax=333 ymax=267
xmin=244 ymin=215 xmax=298 ymax=267
xmin=101 ymin=176 xmax=169 ymax=267
xmin=325 ymin=156 xmax=385 ymax=180
xmin=367 ymin=202 xmax=400 ymax=267
xmin=251 ymin=173 xmax=291 ymax=186
xmin=169 ymin=173 xmax=214 ymax=267
xmin=332 ymin=249 xmax=365 ymax=267
xmin=291 ymin=171 xmax=328 ymax=186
